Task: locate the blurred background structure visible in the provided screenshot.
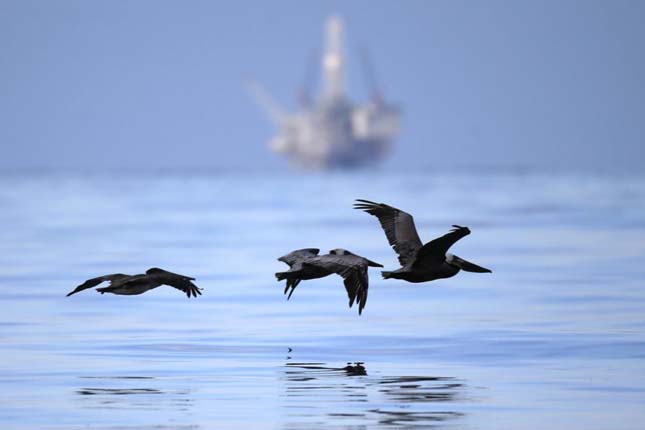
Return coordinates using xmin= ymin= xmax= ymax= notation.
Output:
xmin=1 ymin=0 xmax=644 ymax=173
xmin=248 ymin=15 xmax=400 ymax=169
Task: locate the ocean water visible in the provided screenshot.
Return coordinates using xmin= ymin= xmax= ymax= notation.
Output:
xmin=1 ymin=170 xmax=644 ymax=429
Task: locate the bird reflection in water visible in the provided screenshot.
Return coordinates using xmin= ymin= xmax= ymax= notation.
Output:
xmin=282 ymin=361 xmax=466 ymax=429
xmin=76 ymin=376 xmax=193 ymax=412
xmin=285 ymin=361 xmax=367 ymax=378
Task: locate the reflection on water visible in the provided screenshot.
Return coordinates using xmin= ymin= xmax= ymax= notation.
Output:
xmin=75 ymin=376 xmax=193 ymax=412
xmin=282 ymin=361 xmax=466 ymax=429
xmin=78 ymin=388 xmax=164 ymax=395
xmin=285 ymin=361 xmax=368 ymax=377
xmin=377 ymin=376 xmax=463 ymax=402
xmin=369 ymin=409 xmax=463 ymax=428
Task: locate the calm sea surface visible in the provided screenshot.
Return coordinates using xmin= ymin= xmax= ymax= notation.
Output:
xmin=1 ymin=170 xmax=644 ymax=429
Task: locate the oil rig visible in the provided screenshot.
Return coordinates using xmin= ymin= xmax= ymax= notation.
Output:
xmin=249 ymin=16 xmax=401 ymax=169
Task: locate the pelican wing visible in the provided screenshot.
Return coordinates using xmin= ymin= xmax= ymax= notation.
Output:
xmin=304 ymin=255 xmax=369 ymax=315
xmin=161 ymin=278 xmax=202 ymax=298
xmin=145 ymin=268 xmax=201 ymax=298
xmin=413 ymin=225 xmax=471 ymax=267
xmin=343 ymin=270 xmax=369 ymax=316
xmin=284 ymin=278 xmax=302 ymax=300
xmin=146 ymin=267 xmax=195 ymax=281
xmin=278 ymin=248 xmax=320 ymax=266
xmin=66 ymin=273 xmax=131 ymax=297
xmin=354 ymin=199 xmax=422 ymax=266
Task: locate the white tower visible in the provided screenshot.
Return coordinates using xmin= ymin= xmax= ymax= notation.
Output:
xmin=322 ymin=15 xmax=346 ymax=101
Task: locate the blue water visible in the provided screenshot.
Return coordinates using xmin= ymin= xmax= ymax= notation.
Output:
xmin=1 ymin=170 xmax=644 ymax=429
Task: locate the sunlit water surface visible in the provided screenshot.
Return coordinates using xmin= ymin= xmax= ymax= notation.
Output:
xmin=1 ymin=170 xmax=644 ymax=429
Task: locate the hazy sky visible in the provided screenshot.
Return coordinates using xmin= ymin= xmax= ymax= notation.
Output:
xmin=1 ymin=0 xmax=644 ymax=172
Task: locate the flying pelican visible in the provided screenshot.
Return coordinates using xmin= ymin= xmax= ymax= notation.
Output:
xmin=66 ymin=268 xmax=202 ymax=298
xmin=354 ymin=199 xmax=491 ymax=283
xmin=276 ymin=248 xmax=382 ymax=315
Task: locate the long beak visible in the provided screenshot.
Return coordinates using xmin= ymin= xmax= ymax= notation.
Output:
xmin=366 ymin=259 xmax=383 ymax=268
xmin=454 ymin=256 xmax=491 ymax=273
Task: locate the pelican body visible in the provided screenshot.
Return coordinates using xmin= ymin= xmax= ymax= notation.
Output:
xmin=276 ymin=248 xmax=382 ymax=315
xmin=354 ymin=199 xmax=491 ymax=283
xmin=382 ymin=253 xmax=485 ymax=283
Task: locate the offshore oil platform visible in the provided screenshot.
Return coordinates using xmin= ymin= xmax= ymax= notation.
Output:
xmin=249 ymin=16 xmax=401 ymax=169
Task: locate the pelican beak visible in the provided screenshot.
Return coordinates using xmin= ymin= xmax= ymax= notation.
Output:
xmin=366 ymin=259 xmax=383 ymax=268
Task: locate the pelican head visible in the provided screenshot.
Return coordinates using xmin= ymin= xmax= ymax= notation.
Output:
xmin=329 ymin=249 xmax=382 ymax=267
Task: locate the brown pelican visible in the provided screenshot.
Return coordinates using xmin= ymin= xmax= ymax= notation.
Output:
xmin=66 ymin=268 xmax=202 ymax=298
xmin=354 ymin=199 xmax=491 ymax=283
xmin=276 ymin=248 xmax=382 ymax=315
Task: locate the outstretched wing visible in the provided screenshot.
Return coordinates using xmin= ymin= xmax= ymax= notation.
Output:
xmin=353 ymin=199 xmax=422 ymax=266
xmin=146 ymin=267 xmax=195 ymax=281
xmin=66 ymin=273 xmax=131 ymax=297
xmin=161 ymin=278 xmax=202 ymax=298
xmin=413 ymin=225 xmax=471 ymax=268
xmin=343 ymin=270 xmax=369 ymax=315
xmin=278 ymin=248 xmax=320 ymax=267
xmin=304 ymin=255 xmax=369 ymax=315
xmin=146 ymin=268 xmax=202 ymax=298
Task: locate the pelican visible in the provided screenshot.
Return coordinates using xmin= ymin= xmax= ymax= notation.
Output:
xmin=354 ymin=199 xmax=491 ymax=283
xmin=276 ymin=248 xmax=382 ymax=315
xmin=66 ymin=268 xmax=202 ymax=298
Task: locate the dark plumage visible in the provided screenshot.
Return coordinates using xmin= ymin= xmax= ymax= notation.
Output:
xmin=66 ymin=268 xmax=202 ymax=298
xmin=276 ymin=248 xmax=323 ymax=300
xmin=276 ymin=248 xmax=382 ymax=315
xmin=354 ymin=199 xmax=491 ymax=283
